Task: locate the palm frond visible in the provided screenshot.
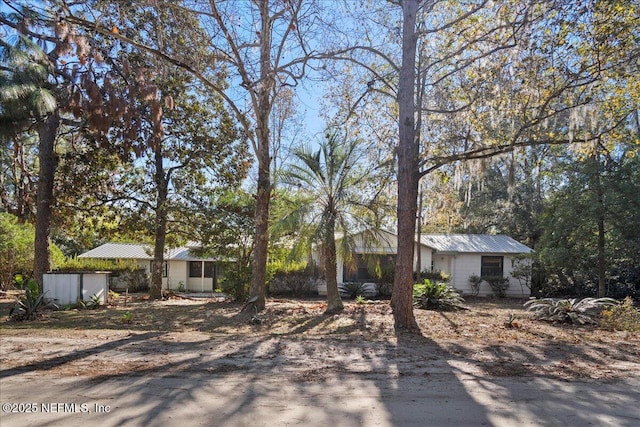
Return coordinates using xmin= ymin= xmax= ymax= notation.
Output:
xmin=524 ymin=297 xmax=618 ymax=324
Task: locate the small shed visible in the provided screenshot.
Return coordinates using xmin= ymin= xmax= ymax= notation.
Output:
xmin=43 ymin=271 xmax=110 ymax=305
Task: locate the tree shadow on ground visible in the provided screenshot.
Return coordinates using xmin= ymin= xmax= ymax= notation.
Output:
xmin=1 ymin=299 xmax=639 ymax=426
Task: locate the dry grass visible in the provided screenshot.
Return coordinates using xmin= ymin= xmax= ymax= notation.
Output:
xmin=1 ymin=293 xmax=639 ymax=381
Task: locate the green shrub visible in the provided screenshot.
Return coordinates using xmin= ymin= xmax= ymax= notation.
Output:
xmin=600 ymin=297 xmax=640 ymax=332
xmin=57 ymin=255 xmax=139 ymax=272
xmin=219 ymin=264 xmax=251 ymax=301
xmin=0 ymin=214 xmax=35 ymax=291
xmin=110 ymin=268 xmax=149 ymax=292
xmin=484 ymin=276 xmax=510 ymax=298
xmin=376 ymin=282 xmax=393 ymax=299
xmin=413 ymin=279 xmax=465 ymax=310
xmin=266 ymin=254 xmax=308 ymax=284
xmin=468 ymin=274 xmax=482 ymax=296
xmin=524 ymin=297 xmax=617 ymax=325
xmin=268 ymin=269 xmax=318 ymax=296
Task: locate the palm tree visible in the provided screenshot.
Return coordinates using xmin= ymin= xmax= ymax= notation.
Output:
xmin=279 ymin=130 xmax=392 ymax=313
xmin=1 ymin=35 xmax=59 ymax=286
xmin=0 ymin=37 xmax=56 ymax=129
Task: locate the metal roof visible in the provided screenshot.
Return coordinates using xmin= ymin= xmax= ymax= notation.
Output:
xmin=78 ymin=243 xmax=218 ymax=261
xmin=420 ymin=234 xmax=532 ymax=254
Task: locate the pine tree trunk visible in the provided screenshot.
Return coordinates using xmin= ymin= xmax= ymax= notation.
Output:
xmin=150 ymin=217 xmax=166 ymax=299
xmin=391 ymin=0 xmax=420 ymax=332
xmin=150 ymin=196 xmax=167 ymax=300
xmin=593 ymin=152 xmax=607 ymax=297
xmin=150 ymin=141 xmax=167 ymax=300
xmin=33 ymin=111 xmax=60 ymax=287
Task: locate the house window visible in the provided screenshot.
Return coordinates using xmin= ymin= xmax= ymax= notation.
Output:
xmin=189 ymin=261 xmax=202 ymax=278
xmin=481 ymin=256 xmax=503 ymax=277
xmin=150 ymin=261 xmax=168 ymax=277
xmin=189 ymin=261 xmax=215 ymax=278
xmin=204 ymin=262 xmax=214 ymax=278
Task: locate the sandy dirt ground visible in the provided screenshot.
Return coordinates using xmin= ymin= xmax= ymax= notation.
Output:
xmin=1 ymin=295 xmax=639 ymax=426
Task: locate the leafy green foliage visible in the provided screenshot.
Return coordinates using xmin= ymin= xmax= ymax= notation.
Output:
xmin=467 ymin=274 xmax=510 ymax=297
xmin=600 ymin=297 xmax=640 ymax=332
xmin=268 ymin=268 xmax=318 ymax=297
xmin=120 ymin=311 xmax=133 ymax=324
xmin=267 ymin=256 xmax=308 ymax=285
xmin=536 ymin=148 xmax=640 ymax=298
xmin=524 ymin=297 xmax=617 ymax=325
xmin=0 ymin=214 xmax=64 ymax=290
xmin=511 ymin=255 xmax=533 ymax=297
xmin=0 ymin=213 xmax=34 ymax=290
xmin=0 ymin=35 xmax=56 ymax=135
xmin=192 ymin=190 xmax=255 ymax=295
xmin=218 ymin=264 xmax=251 ymax=302
xmin=57 ymin=256 xmax=139 ymax=272
xmin=110 ymin=269 xmax=149 ymax=293
xmin=413 ymin=279 xmax=465 ymax=311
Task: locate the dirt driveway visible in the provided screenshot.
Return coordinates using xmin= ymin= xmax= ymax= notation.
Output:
xmin=1 ymin=296 xmax=639 ymax=426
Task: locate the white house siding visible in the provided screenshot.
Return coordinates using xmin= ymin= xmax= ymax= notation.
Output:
xmin=448 ymin=253 xmax=530 ymax=298
xmin=164 ymin=261 xmax=187 ymax=290
xmin=416 ymin=246 xmax=432 ymax=274
xmin=450 ymin=253 xmax=480 ymax=293
xmin=187 ymin=276 xmax=214 ymax=292
xmin=432 ymin=254 xmax=452 ymax=276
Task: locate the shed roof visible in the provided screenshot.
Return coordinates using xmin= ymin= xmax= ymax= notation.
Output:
xmin=78 ymin=242 xmax=217 ymax=261
xmin=420 ymin=234 xmax=532 ymax=254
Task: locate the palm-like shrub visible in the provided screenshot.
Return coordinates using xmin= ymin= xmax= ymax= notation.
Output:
xmin=338 ymin=282 xmax=377 ymax=299
xmin=278 ymin=130 xmax=393 ymax=313
xmin=413 ymin=279 xmax=465 ymax=311
xmin=524 ymin=297 xmax=617 ymax=324
xmin=9 ymin=279 xmax=58 ymax=321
